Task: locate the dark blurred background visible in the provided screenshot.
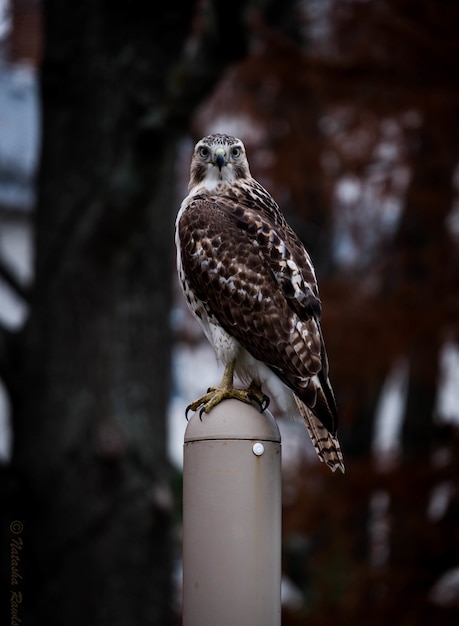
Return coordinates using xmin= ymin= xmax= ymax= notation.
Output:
xmin=0 ymin=1 xmax=458 ymax=625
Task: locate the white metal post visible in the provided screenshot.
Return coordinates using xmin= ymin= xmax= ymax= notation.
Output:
xmin=182 ymin=398 xmax=282 ymax=626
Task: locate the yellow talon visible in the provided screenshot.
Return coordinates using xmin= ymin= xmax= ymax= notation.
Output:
xmin=185 ymin=362 xmax=270 ymax=419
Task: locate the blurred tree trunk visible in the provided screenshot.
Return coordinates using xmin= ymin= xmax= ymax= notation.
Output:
xmin=10 ymin=3 xmax=193 ymax=625
xmin=391 ymin=104 xmax=459 ymax=458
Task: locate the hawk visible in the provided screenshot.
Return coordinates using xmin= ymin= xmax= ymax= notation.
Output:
xmin=175 ymin=133 xmax=344 ymax=473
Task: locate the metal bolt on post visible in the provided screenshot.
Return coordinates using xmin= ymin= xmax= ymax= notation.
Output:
xmin=182 ymin=398 xmax=282 ymax=626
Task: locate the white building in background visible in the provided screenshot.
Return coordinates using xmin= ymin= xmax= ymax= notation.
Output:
xmin=0 ymin=0 xmax=39 ymax=460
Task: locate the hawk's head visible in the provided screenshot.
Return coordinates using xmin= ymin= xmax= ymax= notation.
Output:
xmin=188 ymin=134 xmax=251 ymax=193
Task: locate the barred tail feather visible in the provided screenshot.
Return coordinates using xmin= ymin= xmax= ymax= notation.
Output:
xmin=294 ymin=395 xmax=345 ymax=473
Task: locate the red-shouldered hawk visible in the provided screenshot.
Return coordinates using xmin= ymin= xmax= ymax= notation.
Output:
xmin=175 ymin=133 xmax=344 ymax=473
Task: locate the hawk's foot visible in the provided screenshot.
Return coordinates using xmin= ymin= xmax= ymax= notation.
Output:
xmin=245 ymin=383 xmax=270 ymax=413
xmin=185 ymin=383 xmax=270 ymax=420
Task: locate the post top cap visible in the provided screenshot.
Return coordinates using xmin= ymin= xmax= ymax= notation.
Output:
xmin=184 ymin=399 xmax=281 ymax=443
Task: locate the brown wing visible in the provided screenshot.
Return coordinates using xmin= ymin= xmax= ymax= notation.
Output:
xmin=178 ymin=192 xmax=338 ymax=435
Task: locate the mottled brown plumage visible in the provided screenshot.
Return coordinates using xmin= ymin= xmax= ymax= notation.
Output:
xmin=175 ymin=133 xmax=344 ymax=473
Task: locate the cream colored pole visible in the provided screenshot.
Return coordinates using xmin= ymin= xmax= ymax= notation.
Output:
xmin=182 ymin=398 xmax=282 ymax=626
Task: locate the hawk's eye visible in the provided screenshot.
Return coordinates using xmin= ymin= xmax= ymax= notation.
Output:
xmin=199 ymin=146 xmax=210 ymax=159
xmin=230 ymin=146 xmax=241 ymax=158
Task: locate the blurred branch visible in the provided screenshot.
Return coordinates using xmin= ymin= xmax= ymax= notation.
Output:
xmin=0 ymin=258 xmax=30 ymax=303
xmin=384 ymin=1 xmax=458 ymax=63
xmin=146 ymin=0 xmax=252 ymax=134
xmin=0 ymin=321 xmax=19 ymax=400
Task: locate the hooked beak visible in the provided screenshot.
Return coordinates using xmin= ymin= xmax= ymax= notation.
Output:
xmin=214 ymin=147 xmax=226 ymax=171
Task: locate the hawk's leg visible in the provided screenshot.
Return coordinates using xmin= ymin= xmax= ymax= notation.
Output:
xmin=185 ymin=361 xmax=270 ymax=419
